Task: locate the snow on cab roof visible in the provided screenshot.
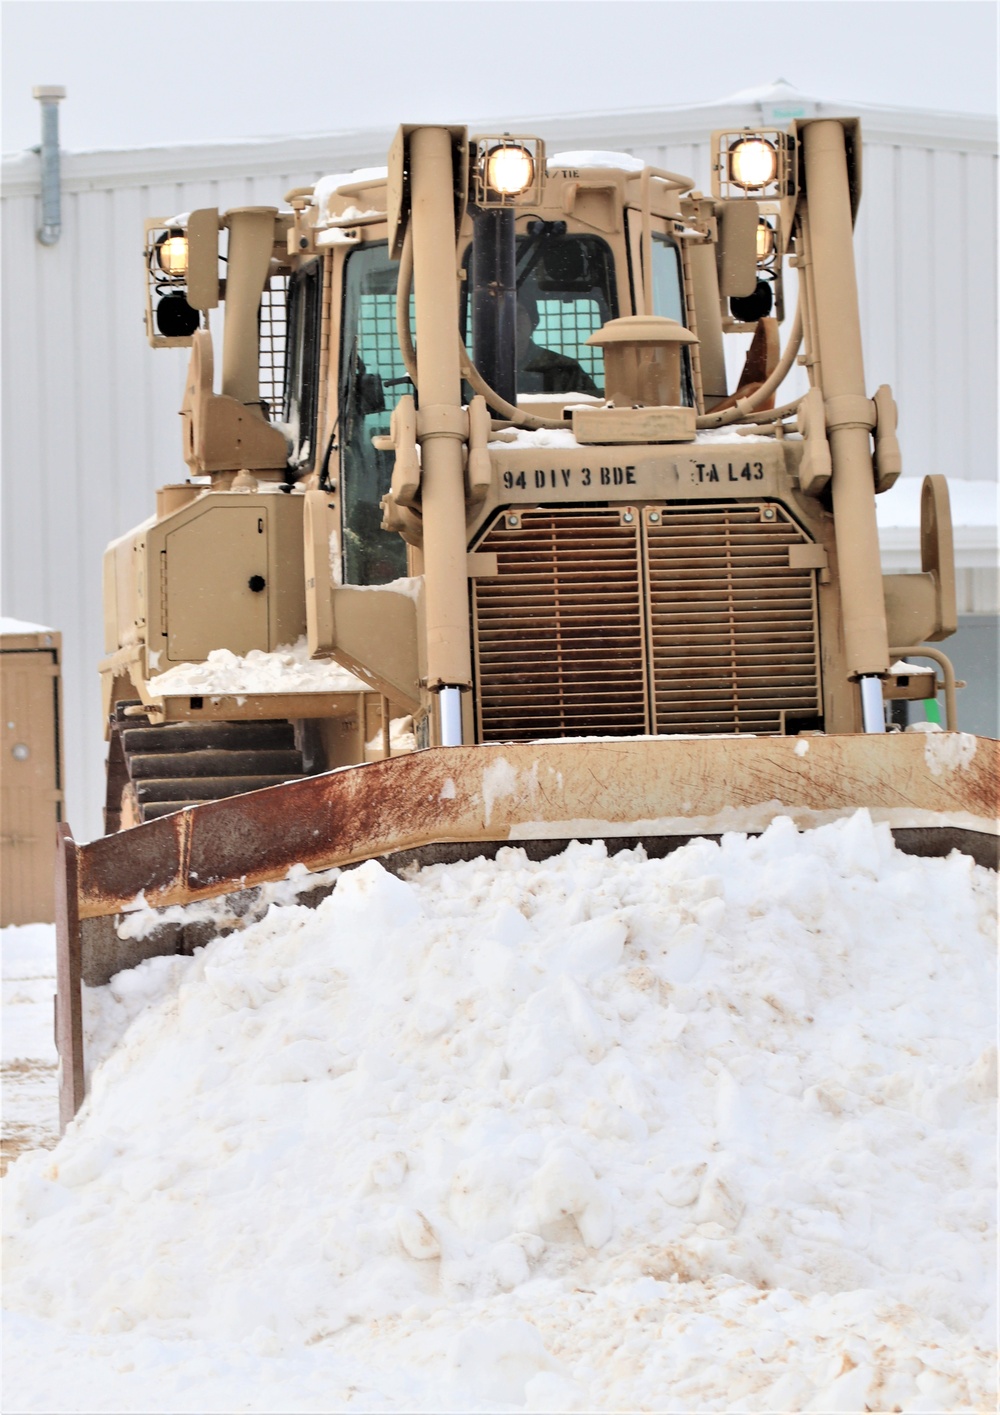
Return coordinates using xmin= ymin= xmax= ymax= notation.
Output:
xmin=548 ymin=150 xmax=645 ymax=173
xmin=311 ymin=166 xmax=389 ymax=223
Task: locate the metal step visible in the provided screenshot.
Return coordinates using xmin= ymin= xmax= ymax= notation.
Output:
xmin=135 ymin=774 xmax=308 ymax=802
xmin=140 ymin=801 xmax=207 ymax=819
xmin=107 ymin=708 xmax=311 ymax=828
xmin=127 ymin=748 xmax=304 ymax=780
xmin=120 ymin=720 xmax=295 ymax=753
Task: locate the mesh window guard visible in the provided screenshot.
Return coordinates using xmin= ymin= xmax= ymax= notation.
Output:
xmin=535 ymin=299 xmax=605 ymax=386
xmin=258 ymin=275 xmax=289 ymax=419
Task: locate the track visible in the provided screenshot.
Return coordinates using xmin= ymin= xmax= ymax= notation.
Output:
xmin=104 ymin=705 xmax=308 ymax=831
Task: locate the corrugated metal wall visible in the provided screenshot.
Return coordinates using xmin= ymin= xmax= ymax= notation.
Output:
xmin=2 ymin=99 xmax=995 ymax=840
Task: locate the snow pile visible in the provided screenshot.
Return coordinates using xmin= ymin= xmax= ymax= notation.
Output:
xmin=351 ymin=574 xmax=423 ymax=601
xmin=3 ymin=813 xmax=996 ymax=1411
xmin=147 ymin=635 xmax=368 ymax=697
xmin=2 ymin=924 xmax=58 ymax=1171
xmin=311 ymin=168 xmax=388 ymax=226
xmin=0 ymin=615 xmax=54 ymax=635
xmin=489 ymin=426 xmax=773 ymax=450
xmin=366 ymin=714 xmax=418 ymax=759
xmin=548 ymin=151 xmax=646 ymax=173
xmin=490 ymin=427 xmax=581 ymax=450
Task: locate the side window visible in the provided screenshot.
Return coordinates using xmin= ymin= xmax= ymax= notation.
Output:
xmin=651 ymin=234 xmax=694 ymax=407
xmin=258 ymin=275 xmax=289 ymax=425
xmin=339 ymin=243 xmax=409 ymax=585
xmin=283 ymin=260 xmax=322 ymax=475
xmin=651 ymin=235 xmax=683 ymax=323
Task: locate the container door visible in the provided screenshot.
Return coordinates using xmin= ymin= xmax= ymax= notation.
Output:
xmin=1 ymin=651 xmax=60 ymax=925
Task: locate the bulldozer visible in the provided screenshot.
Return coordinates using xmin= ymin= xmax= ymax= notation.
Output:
xmin=54 ymin=119 xmax=998 ymax=1128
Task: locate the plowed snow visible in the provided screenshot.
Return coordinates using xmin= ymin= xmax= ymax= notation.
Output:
xmin=3 ymin=812 xmax=996 ymax=1412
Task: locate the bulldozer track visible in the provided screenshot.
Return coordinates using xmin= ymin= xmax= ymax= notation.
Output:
xmin=104 ymin=704 xmax=308 ymax=831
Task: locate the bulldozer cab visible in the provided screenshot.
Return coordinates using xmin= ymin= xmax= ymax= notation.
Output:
xmin=285 ymin=144 xmax=730 ymax=592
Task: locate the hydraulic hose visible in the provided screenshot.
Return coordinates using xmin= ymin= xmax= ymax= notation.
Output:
xmin=395 ymin=225 xmax=419 ymax=388
xmin=458 ymin=340 xmax=565 ymax=430
xmin=695 ymin=302 xmax=804 ymax=430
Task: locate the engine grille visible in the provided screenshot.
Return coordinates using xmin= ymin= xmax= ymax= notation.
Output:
xmin=472 ymin=508 xmax=647 ymax=740
xmin=471 ymin=502 xmax=822 ymax=741
xmin=645 ymin=504 xmax=820 ymax=734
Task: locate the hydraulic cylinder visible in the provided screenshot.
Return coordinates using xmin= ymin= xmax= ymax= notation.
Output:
xmin=801 ymin=121 xmax=889 ymax=727
xmin=408 ymin=128 xmax=474 ymax=705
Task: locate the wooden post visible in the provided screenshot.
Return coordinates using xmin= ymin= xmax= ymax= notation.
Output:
xmin=54 ymin=822 xmax=84 ymax=1129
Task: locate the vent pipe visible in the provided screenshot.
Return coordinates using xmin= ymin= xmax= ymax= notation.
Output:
xmin=33 ymin=85 xmax=66 ymax=246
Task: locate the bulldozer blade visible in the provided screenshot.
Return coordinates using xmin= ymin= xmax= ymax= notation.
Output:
xmin=55 ymin=733 xmax=997 ymax=1126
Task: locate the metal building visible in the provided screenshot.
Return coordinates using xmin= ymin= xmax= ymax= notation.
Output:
xmin=1 ymin=83 xmax=996 ymax=840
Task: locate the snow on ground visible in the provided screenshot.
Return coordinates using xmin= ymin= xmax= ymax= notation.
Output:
xmin=2 ymin=923 xmax=59 ymax=1174
xmin=3 ymin=812 xmax=996 ymax=1412
xmin=147 ymin=636 xmax=368 ymax=697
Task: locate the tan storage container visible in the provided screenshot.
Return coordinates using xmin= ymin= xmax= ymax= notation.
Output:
xmin=1 ymin=620 xmax=64 ymax=925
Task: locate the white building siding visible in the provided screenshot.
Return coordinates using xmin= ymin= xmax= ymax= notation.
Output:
xmin=2 ymin=97 xmax=995 ymax=839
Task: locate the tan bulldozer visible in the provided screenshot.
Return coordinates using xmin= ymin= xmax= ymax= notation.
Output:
xmin=55 ymin=120 xmax=998 ymax=1127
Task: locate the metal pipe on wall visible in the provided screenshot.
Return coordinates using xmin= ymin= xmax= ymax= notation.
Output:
xmin=33 ymin=85 xmax=66 ymax=246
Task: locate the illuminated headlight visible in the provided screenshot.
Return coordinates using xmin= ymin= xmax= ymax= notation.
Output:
xmin=485 ymin=144 xmax=535 ymax=197
xmin=729 ymin=138 xmax=778 ymax=190
xmin=756 ymin=219 xmax=776 ymax=260
xmin=156 ymin=230 xmax=189 ymax=278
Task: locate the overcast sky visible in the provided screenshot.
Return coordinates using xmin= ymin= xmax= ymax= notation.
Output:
xmin=2 ymin=0 xmax=996 ymax=155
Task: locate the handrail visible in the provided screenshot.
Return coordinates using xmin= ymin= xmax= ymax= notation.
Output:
xmin=890 ymin=645 xmax=960 ymax=731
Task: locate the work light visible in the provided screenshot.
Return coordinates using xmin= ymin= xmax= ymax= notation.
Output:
xmin=155 ymin=230 xmax=189 ymax=278
xmin=756 ymin=219 xmax=776 ymax=260
xmin=485 ymin=143 xmax=535 ymax=197
xmin=729 ymin=138 xmax=778 ymax=191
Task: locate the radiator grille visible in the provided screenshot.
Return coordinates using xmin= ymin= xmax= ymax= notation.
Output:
xmin=473 ymin=508 xmax=647 ymax=740
xmin=645 ymin=504 xmax=820 ymax=734
xmin=470 ymin=502 xmax=821 ymax=741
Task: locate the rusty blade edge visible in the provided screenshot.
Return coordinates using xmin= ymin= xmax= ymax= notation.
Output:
xmin=75 ymin=735 xmax=1000 ymax=917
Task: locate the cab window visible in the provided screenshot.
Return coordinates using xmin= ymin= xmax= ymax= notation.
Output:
xmin=650 ymin=234 xmax=694 ymax=406
xmin=283 ymin=260 xmax=322 ymax=475
xmin=651 ymin=235 xmax=683 ymax=322
xmin=339 ymin=243 xmax=410 ymax=585
xmin=464 ymin=228 xmax=617 ymax=396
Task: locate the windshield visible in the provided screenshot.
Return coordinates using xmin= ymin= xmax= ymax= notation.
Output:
xmin=464 ymin=227 xmax=618 ymax=397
